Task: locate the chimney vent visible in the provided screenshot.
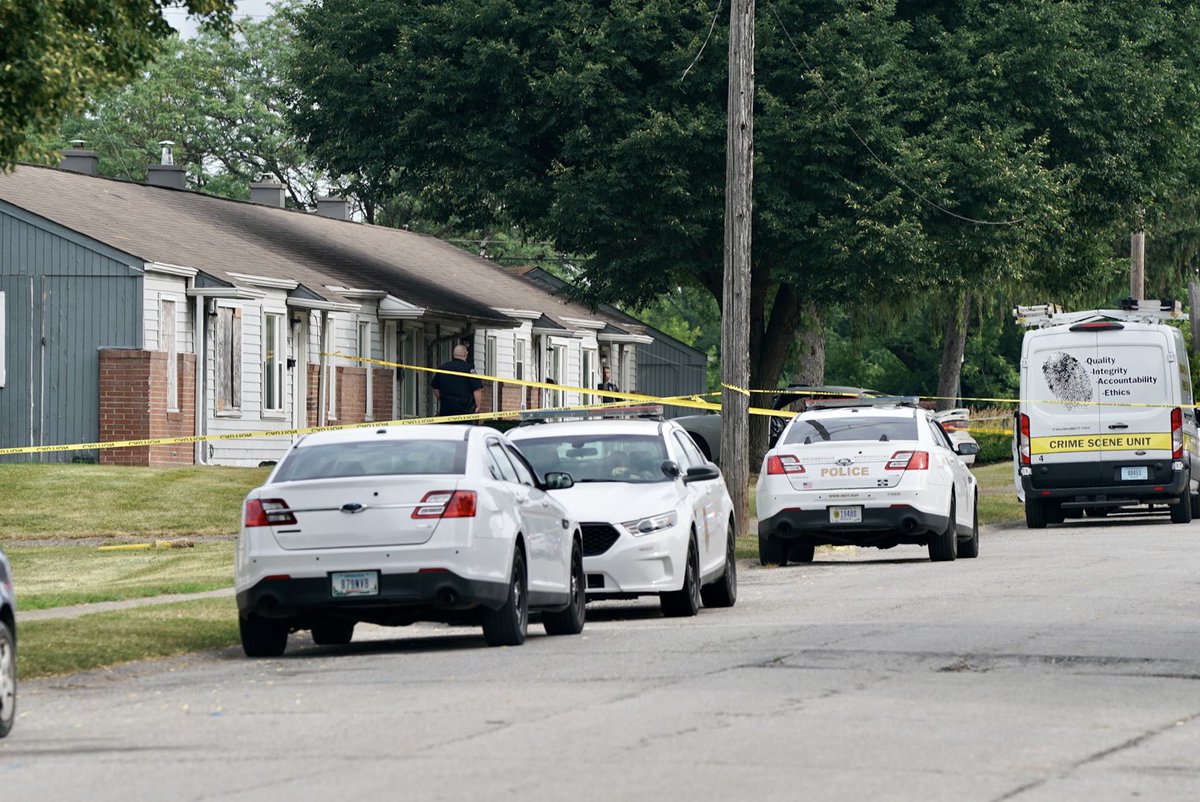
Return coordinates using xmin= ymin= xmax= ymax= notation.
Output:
xmin=59 ymin=140 xmax=99 ymax=176
xmin=159 ymin=140 xmax=175 ymax=165
xmin=315 ymin=196 xmax=349 ymax=220
xmin=146 ymin=138 xmax=186 ymax=189
xmin=250 ymin=175 xmax=285 ymax=208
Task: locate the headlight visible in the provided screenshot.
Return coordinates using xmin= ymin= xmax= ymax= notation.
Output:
xmin=621 ymin=511 xmax=678 ymax=536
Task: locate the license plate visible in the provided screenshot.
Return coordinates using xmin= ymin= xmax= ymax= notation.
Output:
xmin=829 ymin=505 xmax=863 ymax=524
xmin=1120 ymin=466 xmax=1149 ymax=481
xmin=331 ymin=571 xmax=379 ymax=597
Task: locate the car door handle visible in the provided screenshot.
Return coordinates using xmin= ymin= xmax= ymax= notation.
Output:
xmin=1108 ymin=423 xmax=1129 ymax=430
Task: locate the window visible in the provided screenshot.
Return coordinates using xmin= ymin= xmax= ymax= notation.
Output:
xmin=783 ymin=416 xmax=918 ymax=446
xmin=583 ymin=349 xmax=596 ymax=399
xmin=401 ymin=326 xmax=422 ymax=417
xmin=274 ymin=440 xmax=467 ymax=482
xmin=161 ymin=299 xmax=178 ymax=411
xmin=262 ymin=311 xmax=284 ymax=413
xmin=215 ymin=306 xmax=242 ymax=413
xmin=322 ymin=320 xmax=337 ymax=420
xmin=0 ymin=291 xmax=6 ymax=388
xmin=358 ymin=320 xmax=373 ymax=420
xmin=504 ymin=444 xmax=538 ymax=486
xmin=673 ymin=430 xmax=706 ymax=468
xmin=486 ymin=441 xmax=519 ymax=482
xmin=517 ymin=434 xmax=669 ymax=484
xmin=515 ymin=339 xmax=526 ymax=410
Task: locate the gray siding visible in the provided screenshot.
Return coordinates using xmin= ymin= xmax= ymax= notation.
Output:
xmin=0 ymin=206 xmax=142 ymax=462
xmin=636 ymin=332 xmax=709 ymax=419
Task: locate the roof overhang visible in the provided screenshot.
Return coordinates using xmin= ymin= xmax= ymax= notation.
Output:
xmin=378 ymin=294 xmax=427 ymax=320
xmin=227 ymin=272 xmax=299 ymax=290
xmin=326 ymin=285 xmax=389 ymax=300
xmin=186 ymin=286 xmax=266 ymax=300
xmin=145 ymin=261 xmax=198 ymax=278
xmin=599 ymin=331 xmax=654 ymax=345
xmin=494 ymin=308 xmax=544 ymax=321
xmin=561 ymin=316 xmax=607 ymax=331
xmin=286 ymin=297 xmax=360 ymax=313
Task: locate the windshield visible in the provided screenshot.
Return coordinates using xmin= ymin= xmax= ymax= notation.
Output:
xmin=274 ymin=440 xmax=466 ymax=482
xmin=783 ymin=416 xmax=918 ymax=445
xmin=515 ymin=434 xmax=669 ymax=483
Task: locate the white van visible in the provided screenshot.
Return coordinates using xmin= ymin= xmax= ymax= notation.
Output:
xmin=1015 ymin=301 xmax=1200 ymax=527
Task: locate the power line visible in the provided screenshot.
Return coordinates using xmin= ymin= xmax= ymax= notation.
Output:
xmin=679 ymin=0 xmax=723 ymax=83
xmin=763 ymin=0 xmax=1026 ymax=227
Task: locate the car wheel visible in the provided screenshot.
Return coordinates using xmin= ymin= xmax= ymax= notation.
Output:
xmin=0 ymin=620 xmax=14 ymax=738
xmin=661 ymin=538 xmax=701 ymax=617
xmin=1025 ymin=497 xmax=1047 ymax=529
xmin=758 ymin=533 xmax=790 ymax=566
xmin=701 ymin=520 xmax=738 ymax=608
xmin=1047 ymin=503 xmax=1066 ymax=524
xmin=311 ymin=620 xmax=355 ymax=646
xmin=240 ymin=614 xmax=288 ymax=658
xmin=787 ymin=541 xmax=815 ymax=564
xmin=543 ymin=542 xmax=586 ymax=635
xmin=1170 ymin=487 xmax=1194 ymax=524
xmin=928 ymin=496 xmax=958 ymax=562
xmin=483 ymin=549 xmax=529 ymax=646
xmin=958 ymin=494 xmax=980 ymax=559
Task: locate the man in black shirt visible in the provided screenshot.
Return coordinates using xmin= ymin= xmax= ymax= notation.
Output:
xmin=431 ymin=344 xmax=483 ymax=418
xmin=598 ymin=365 xmax=619 ymax=393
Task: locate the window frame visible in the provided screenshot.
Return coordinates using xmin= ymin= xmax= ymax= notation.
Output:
xmin=160 ymin=298 xmax=179 ymax=412
xmin=262 ymin=310 xmax=285 ymax=415
xmin=214 ymin=305 xmax=242 ymax=415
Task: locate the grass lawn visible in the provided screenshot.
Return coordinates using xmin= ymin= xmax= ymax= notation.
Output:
xmin=6 ymin=541 xmax=236 ymax=610
xmin=0 ymin=463 xmax=270 ymax=540
xmin=18 ymin=597 xmax=240 ymax=678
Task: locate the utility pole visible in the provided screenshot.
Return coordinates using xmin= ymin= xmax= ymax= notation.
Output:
xmin=722 ymin=0 xmax=754 ymax=539
xmin=1130 ymin=230 xmax=1145 ymax=301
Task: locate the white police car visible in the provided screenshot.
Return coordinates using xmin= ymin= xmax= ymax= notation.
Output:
xmin=756 ymin=398 xmax=980 ymax=564
xmin=509 ymin=414 xmax=736 ymax=616
xmin=236 ymin=424 xmax=585 ymax=656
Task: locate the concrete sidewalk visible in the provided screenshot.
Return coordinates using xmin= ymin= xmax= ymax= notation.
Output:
xmin=20 ymin=588 xmax=233 ymax=622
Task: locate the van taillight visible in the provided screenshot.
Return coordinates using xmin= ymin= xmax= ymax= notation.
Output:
xmin=1171 ymin=407 xmax=1184 ymax=459
xmin=885 ymin=451 xmax=928 ymax=470
xmin=1019 ymin=413 xmax=1031 ymax=466
xmin=244 ymin=498 xmax=296 ymax=527
xmin=412 ymin=491 xmax=477 ymax=519
xmin=766 ymin=455 xmax=805 ymax=474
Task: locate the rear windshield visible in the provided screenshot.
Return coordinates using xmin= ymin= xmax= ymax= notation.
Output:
xmin=783 ymin=416 xmax=918 ymax=445
xmin=274 ymin=440 xmax=467 ymax=482
xmin=515 ymin=434 xmax=668 ymax=483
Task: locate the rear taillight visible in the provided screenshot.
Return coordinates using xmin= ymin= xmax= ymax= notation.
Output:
xmin=1018 ymin=413 xmax=1031 ymax=466
xmin=940 ymin=420 xmax=965 ymax=432
xmin=885 ymin=451 xmax=929 ymax=470
xmin=412 ymin=490 xmax=477 ymax=519
xmin=766 ymin=455 xmax=806 ymax=475
xmin=244 ymin=498 xmax=296 ymax=527
xmin=1171 ymin=407 xmax=1183 ymax=459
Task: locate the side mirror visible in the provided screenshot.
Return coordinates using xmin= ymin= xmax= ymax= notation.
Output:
xmin=955 ymin=442 xmax=981 ymax=456
xmin=543 ymin=471 xmax=575 ymax=490
xmin=661 ymin=460 xmax=682 ymax=479
xmin=684 ymin=464 xmax=721 ymax=484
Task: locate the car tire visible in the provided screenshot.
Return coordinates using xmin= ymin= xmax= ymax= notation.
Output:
xmin=1025 ymin=497 xmax=1047 ymax=529
xmin=240 ymin=614 xmax=288 ymax=658
xmin=758 ymin=533 xmax=790 ymax=566
xmin=543 ymin=542 xmax=586 ymax=636
xmin=958 ymin=494 xmax=980 ymax=559
xmin=1191 ymin=487 xmax=1200 ymax=519
xmin=0 ymin=620 xmax=14 ymax=738
xmin=1047 ymin=503 xmax=1066 ymax=524
xmin=787 ymin=541 xmax=815 ymax=564
xmin=700 ymin=521 xmax=738 ymax=608
xmin=929 ymin=496 xmax=958 ymax=562
xmin=661 ymin=538 xmax=701 ymax=617
xmin=311 ymin=620 xmax=355 ymax=646
xmin=483 ymin=549 xmax=529 ymax=647
xmin=1170 ymin=488 xmax=1194 ymax=524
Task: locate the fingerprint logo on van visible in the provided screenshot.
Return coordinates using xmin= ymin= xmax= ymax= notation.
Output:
xmin=1042 ymin=351 xmax=1093 ymax=410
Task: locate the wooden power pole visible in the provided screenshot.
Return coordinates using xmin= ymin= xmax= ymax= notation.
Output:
xmin=1131 ymin=230 xmax=1145 ymax=301
xmin=722 ymin=0 xmax=754 ymax=540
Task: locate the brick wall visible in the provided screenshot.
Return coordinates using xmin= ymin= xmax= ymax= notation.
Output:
xmin=478 ymin=382 xmax=525 ymax=418
xmin=373 ymin=368 xmax=394 ymax=421
xmin=304 ymin=365 xmax=395 ymax=426
xmin=99 ymin=349 xmax=196 ymax=466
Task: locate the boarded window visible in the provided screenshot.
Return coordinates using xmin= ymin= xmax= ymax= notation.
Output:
xmin=215 ymin=306 xmax=242 ymax=412
xmin=161 ymin=299 xmax=178 ymax=411
xmin=263 ymin=311 xmax=284 ymax=412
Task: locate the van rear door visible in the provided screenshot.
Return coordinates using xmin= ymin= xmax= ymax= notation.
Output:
xmin=1025 ymin=329 xmax=1103 ymax=487
xmin=1094 ymin=327 xmax=1174 ymax=483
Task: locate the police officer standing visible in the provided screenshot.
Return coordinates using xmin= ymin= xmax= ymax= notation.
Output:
xmin=598 ymin=365 xmax=620 ymax=393
xmin=431 ymin=344 xmax=483 ymax=418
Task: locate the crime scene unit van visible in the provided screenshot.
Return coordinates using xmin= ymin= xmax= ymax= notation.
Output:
xmin=1014 ymin=299 xmax=1200 ymax=528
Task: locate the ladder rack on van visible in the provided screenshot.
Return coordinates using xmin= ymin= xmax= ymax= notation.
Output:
xmin=1013 ymin=298 xmax=1184 ymax=329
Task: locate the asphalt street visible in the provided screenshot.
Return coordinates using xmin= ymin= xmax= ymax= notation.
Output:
xmin=3 ymin=515 xmax=1199 ymax=801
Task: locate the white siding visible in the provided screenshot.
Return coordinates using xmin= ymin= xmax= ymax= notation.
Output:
xmin=143 ymin=273 xmax=192 ymax=353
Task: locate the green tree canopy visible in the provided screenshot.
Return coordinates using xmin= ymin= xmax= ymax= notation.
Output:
xmin=0 ymin=0 xmax=235 ymax=168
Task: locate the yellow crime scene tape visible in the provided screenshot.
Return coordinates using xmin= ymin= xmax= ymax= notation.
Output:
xmin=0 ymin=348 xmax=1187 ymax=456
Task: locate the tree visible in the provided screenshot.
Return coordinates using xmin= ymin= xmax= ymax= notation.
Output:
xmin=0 ymin=0 xmax=235 ymax=168
xmin=55 ymin=13 xmax=329 ymax=207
